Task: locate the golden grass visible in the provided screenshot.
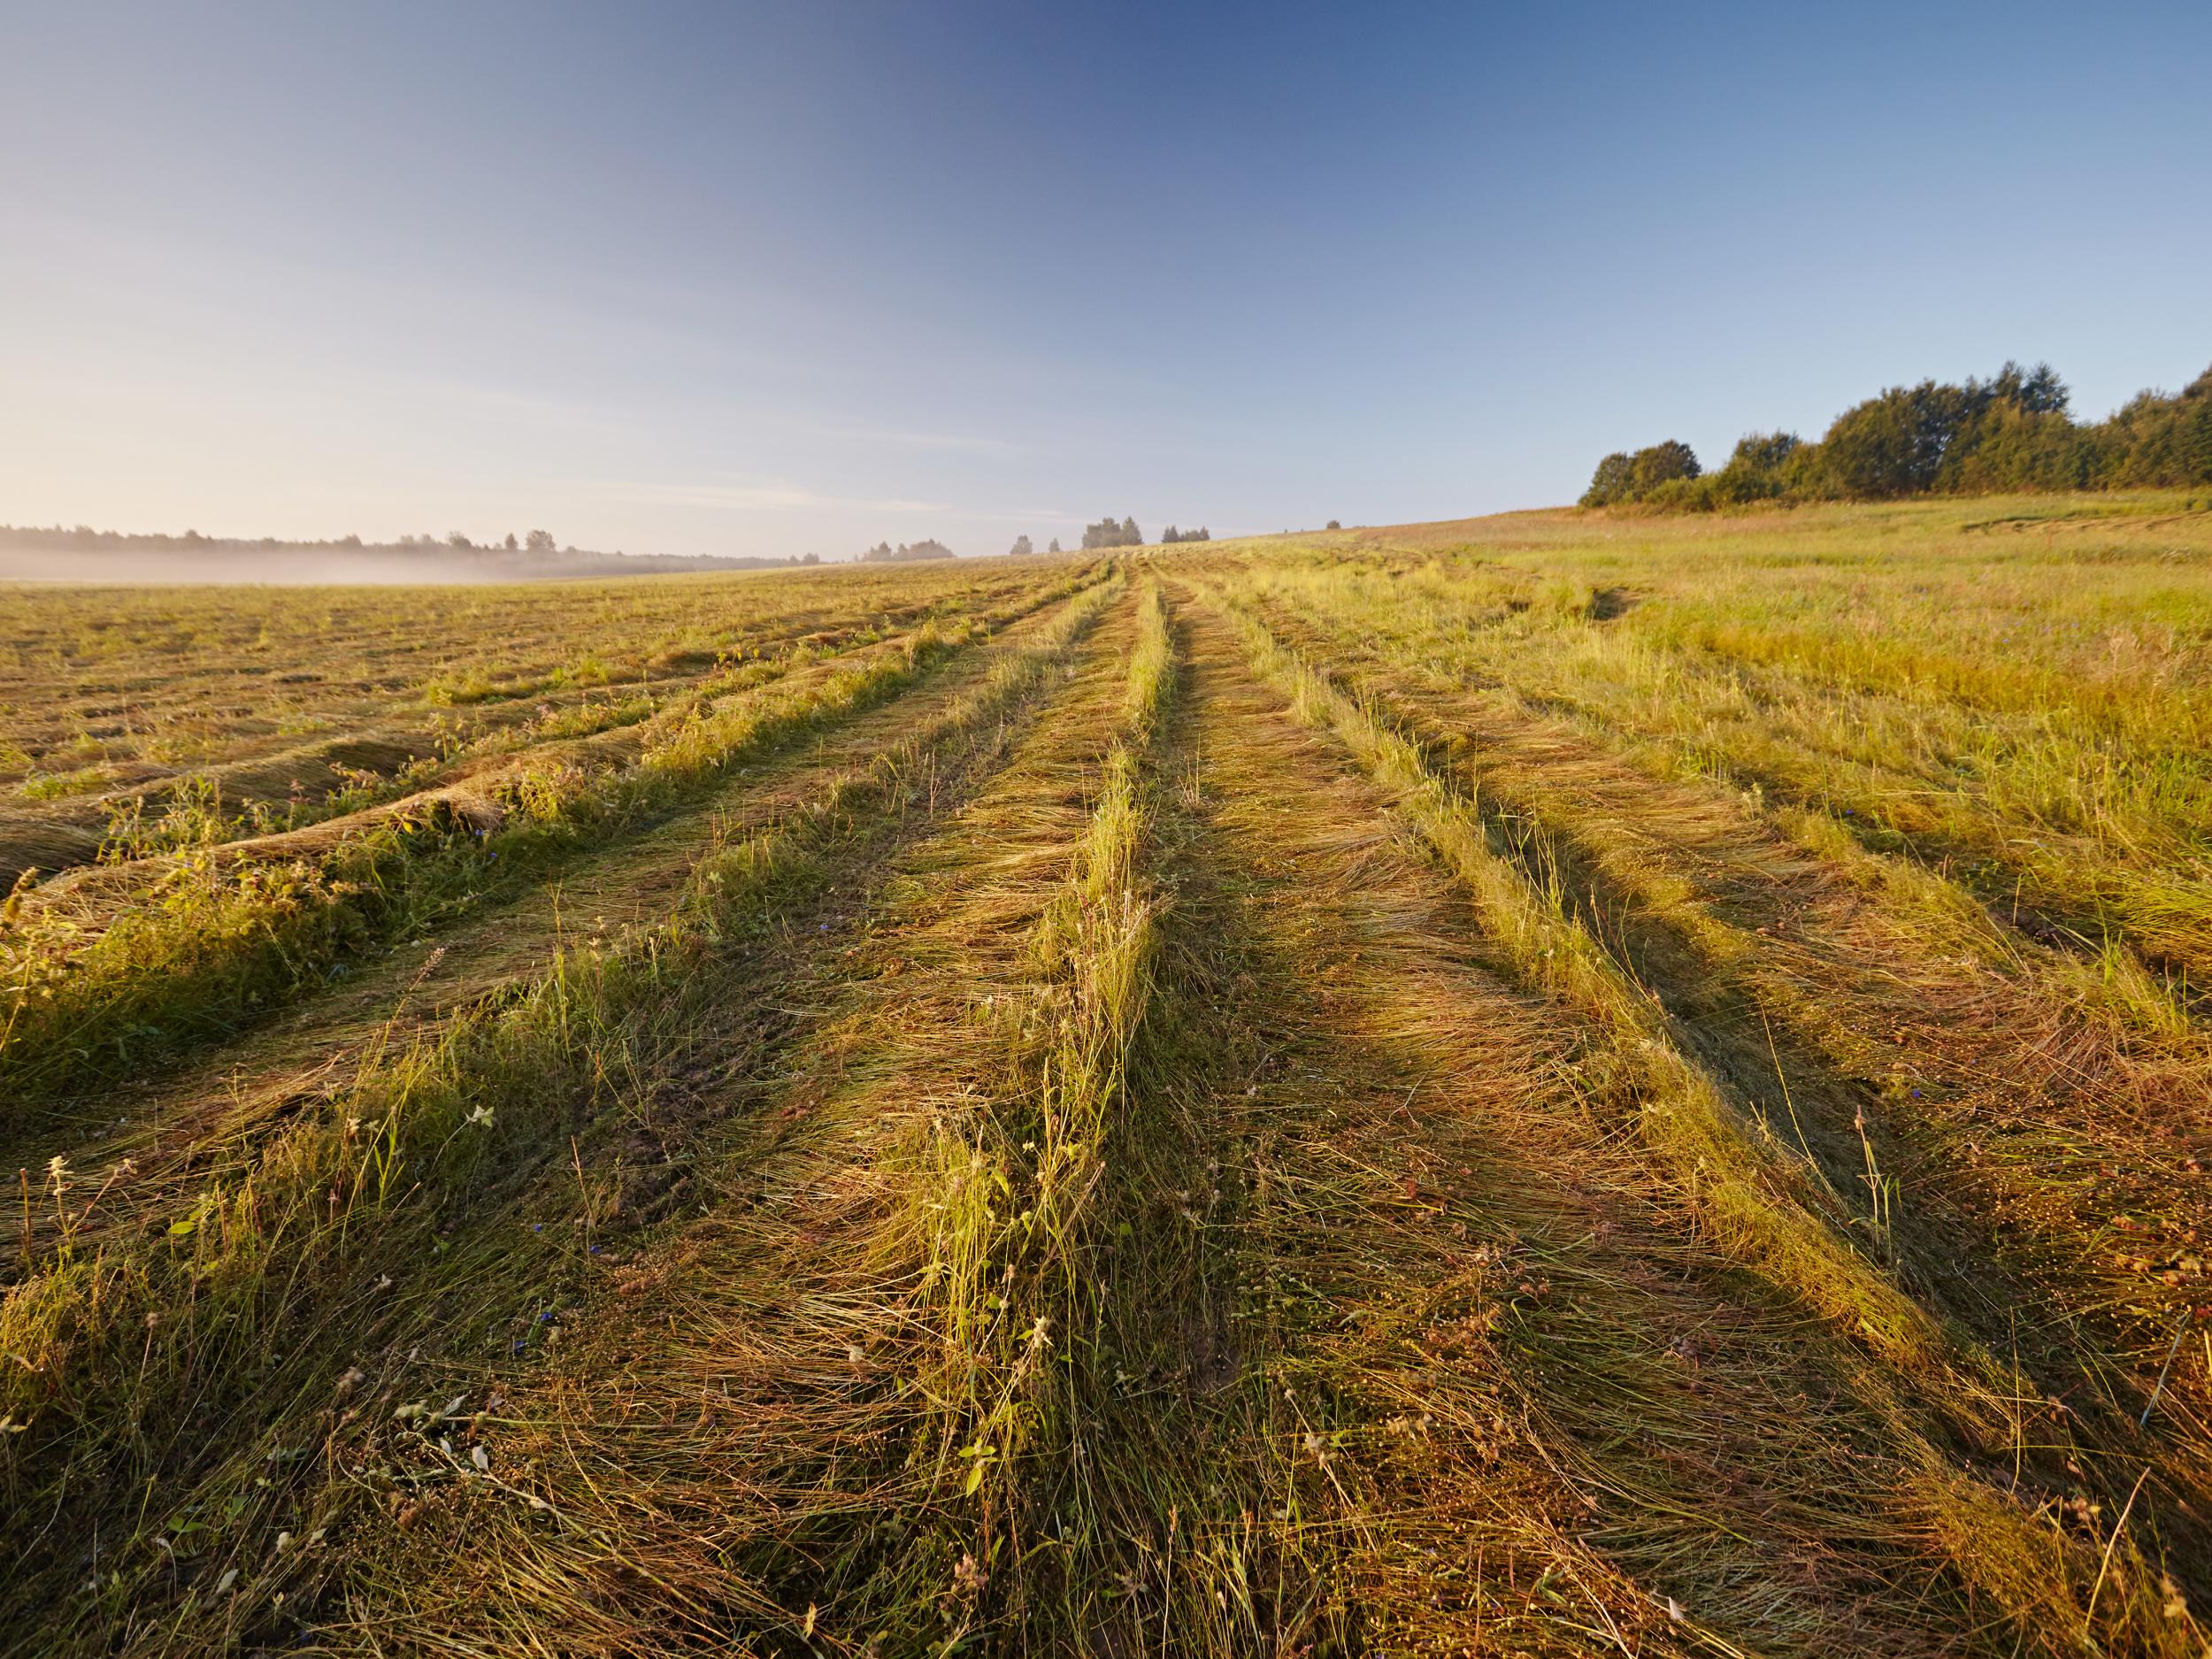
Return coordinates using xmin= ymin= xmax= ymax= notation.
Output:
xmin=8 ymin=496 xmax=2212 ymax=1655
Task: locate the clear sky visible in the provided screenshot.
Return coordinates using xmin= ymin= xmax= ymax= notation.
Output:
xmin=4 ymin=1 xmax=2208 ymax=559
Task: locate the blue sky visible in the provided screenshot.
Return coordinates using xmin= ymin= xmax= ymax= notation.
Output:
xmin=3 ymin=0 xmax=2208 ymax=558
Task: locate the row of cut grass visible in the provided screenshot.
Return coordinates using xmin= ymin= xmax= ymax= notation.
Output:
xmin=1139 ymin=611 xmax=1983 ymax=1654
xmin=289 ymin=581 xmax=1148 ymax=1655
xmin=0 ymin=565 xmax=1109 ymax=1120
xmin=0 ymin=576 xmax=1128 ymax=1652
xmin=907 ymin=577 xmax=1179 ymax=1639
xmin=1182 ymin=571 xmax=2203 ymax=1655
xmin=0 ymin=558 xmax=1052 ymax=793
xmin=1240 ymin=575 xmax=2212 ymax=1515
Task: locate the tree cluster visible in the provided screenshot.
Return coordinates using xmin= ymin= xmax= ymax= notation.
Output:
xmin=860 ymin=539 xmax=956 ymax=562
xmin=1578 ymin=440 xmax=1703 ymax=507
xmin=1007 ymin=534 xmax=1033 ymax=557
xmin=1158 ymin=525 xmax=1210 ymax=542
xmin=1080 ymin=516 xmax=1143 ymax=549
xmin=1582 ymin=360 xmax=2212 ymax=511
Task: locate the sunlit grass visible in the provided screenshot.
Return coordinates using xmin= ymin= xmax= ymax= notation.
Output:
xmin=7 ymin=498 xmax=2212 ymax=1654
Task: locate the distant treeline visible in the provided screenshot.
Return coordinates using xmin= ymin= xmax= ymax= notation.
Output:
xmin=1082 ymin=516 xmax=1144 ymax=549
xmin=859 ymin=539 xmax=955 ymax=562
xmin=0 ymin=523 xmax=814 ymax=575
xmin=1582 ymin=360 xmax=2212 ymax=511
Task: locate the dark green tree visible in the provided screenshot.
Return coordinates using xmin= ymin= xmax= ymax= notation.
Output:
xmin=1580 ymin=451 xmax=1635 ymax=507
xmin=1627 ymin=441 xmax=1701 ymax=496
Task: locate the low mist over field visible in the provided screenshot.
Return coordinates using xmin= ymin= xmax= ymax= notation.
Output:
xmin=0 ymin=541 xmax=506 ymax=586
xmin=0 ymin=526 xmax=818 ymax=585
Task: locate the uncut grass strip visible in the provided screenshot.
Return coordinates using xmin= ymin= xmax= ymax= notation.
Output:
xmin=1182 ymin=576 xmax=2206 ymax=1653
xmin=1237 ymin=561 xmax=2212 ymax=995
xmin=1245 ymin=582 xmax=2212 ymax=1256
xmin=1240 ymin=572 xmax=2208 ymax=1079
xmin=299 ymin=589 xmax=1146 ymax=1657
xmin=0 ymin=565 xmax=1113 ymax=1123
xmin=0 ymin=580 xmax=1128 ymax=1655
xmin=1548 ymin=664 xmax=2212 ymax=991
xmin=1243 ymin=579 xmax=2212 ymax=1588
xmin=1219 ymin=543 xmax=2212 ymax=990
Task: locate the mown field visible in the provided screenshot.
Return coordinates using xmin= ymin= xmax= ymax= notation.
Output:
xmin=5 ymin=494 xmax=2212 ymax=1656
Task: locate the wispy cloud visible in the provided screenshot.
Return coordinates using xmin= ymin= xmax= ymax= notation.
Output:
xmin=963 ymin=505 xmax=1069 ymax=524
xmin=593 ymin=478 xmax=953 ymax=514
xmin=806 ymin=423 xmax=1025 ymax=458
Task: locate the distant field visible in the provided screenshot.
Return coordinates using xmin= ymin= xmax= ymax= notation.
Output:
xmin=6 ymin=495 xmax=2212 ymax=1655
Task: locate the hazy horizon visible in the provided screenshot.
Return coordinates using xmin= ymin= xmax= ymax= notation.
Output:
xmin=4 ymin=0 xmax=2208 ymax=562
